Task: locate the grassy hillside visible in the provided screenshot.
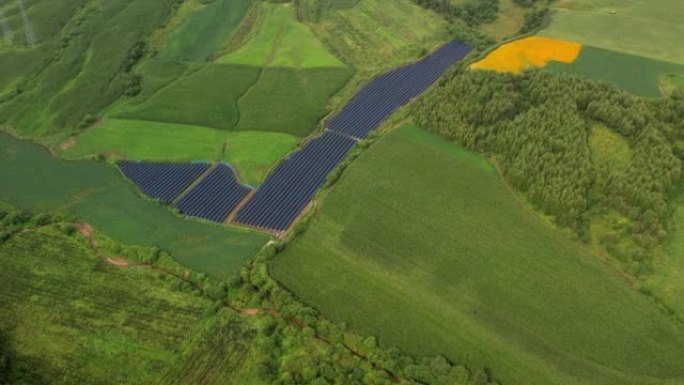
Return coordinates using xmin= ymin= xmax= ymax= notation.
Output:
xmin=310 ymin=0 xmax=450 ymax=71
xmin=0 ymin=0 xmax=177 ymax=136
xmin=272 ymin=124 xmax=684 ymax=385
xmin=59 ymin=119 xmax=299 ymax=185
xmin=0 ymin=133 xmax=268 ymax=278
xmin=540 ymin=0 xmax=684 ymax=64
xmin=157 ymin=0 xmax=253 ymax=61
xmin=0 ymin=228 xmax=264 ymax=385
xmin=547 ymin=45 xmax=684 ymax=97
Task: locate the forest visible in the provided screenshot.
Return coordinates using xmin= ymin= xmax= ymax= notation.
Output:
xmin=414 ymin=69 xmax=684 ymax=275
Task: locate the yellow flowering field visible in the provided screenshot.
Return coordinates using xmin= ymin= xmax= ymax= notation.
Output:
xmin=471 ymin=36 xmax=582 ymax=73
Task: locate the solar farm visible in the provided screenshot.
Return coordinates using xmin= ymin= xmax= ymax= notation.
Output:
xmin=2 ymin=1 xmax=684 ymax=384
xmin=119 ymin=41 xmax=472 ymax=233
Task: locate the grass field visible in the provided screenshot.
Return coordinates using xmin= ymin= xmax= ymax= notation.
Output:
xmin=478 ymin=0 xmax=526 ymax=40
xmin=547 ymin=46 xmax=684 ymax=97
xmin=0 ymin=133 xmax=268 ymax=278
xmin=0 ymin=228 xmax=265 ymax=384
xmin=218 ymin=3 xmax=346 ymax=68
xmin=660 ymin=73 xmax=684 ymax=97
xmin=272 ymin=124 xmax=684 ymax=385
xmin=59 ymin=119 xmax=299 ymax=185
xmin=157 ymin=0 xmax=253 ymax=62
xmin=310 ymin=0 xmax=450 ymax=70
xmin=0 ymin=0 xmax=178 ymax=135
xmin=588 ymin=124 xmax=631 ymax=170
xmin=540 ymin=0 xmax=684 ymax=64
xmin=116 ymin=64 xmax=261 ymax=131
xmin=234 ymin=67 xmax=353 ymax=136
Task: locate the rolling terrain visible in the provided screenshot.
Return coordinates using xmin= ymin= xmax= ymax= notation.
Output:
xmin=272 ymin=124 xmax=684 ymax=385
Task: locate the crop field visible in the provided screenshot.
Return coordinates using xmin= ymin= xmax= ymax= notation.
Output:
xmin=539 ymin=0 xmax=684 ymax=64
xmin=471 ymin=36 xmax=582 ymax=73
xmin=157 ymin=0 xmax=252 ymax=62
xmin=117 ymin=64 xmax=260 ymax=130
xmin=59 ymin=119 xmax=298 ymax=185
xmin=218 ymin=3 xmax=346 ymax=68
xmin=234 ymin=67 xmax=353 ymax=136
xmin=272 ymin=124 xmax=684 ymax=385
xmin=310 ymin=0 xmax=450 ymax=70
xmin=0 ymin=228 xmax=264 ymax=384
xmin=546 ymin=45 xmax=684 ymax=97
xmin=0 ymin=133 xmax=268 ymax=278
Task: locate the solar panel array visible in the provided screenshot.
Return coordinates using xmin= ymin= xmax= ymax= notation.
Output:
xmin=326 ymin=40 xmax=472 ymax=139
xmin=118 ymin=161 xmax=210 ymax=203
xmin=174 ymin=164 xmax=252 ymax=223
xmin=118 ymin=41 xmax=470 ymax=232
xmin=234 ymin=131 xmax=356 ymax=231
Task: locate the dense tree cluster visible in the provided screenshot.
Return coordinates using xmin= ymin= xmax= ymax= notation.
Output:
xmin=412 ymin=0 xmax=499 ymax=26
xmin=414 ymin=69 xmax=683 ymax=254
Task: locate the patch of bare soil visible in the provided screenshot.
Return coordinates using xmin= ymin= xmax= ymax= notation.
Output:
xmin=60 ymin=137 xmax=76 ymax=150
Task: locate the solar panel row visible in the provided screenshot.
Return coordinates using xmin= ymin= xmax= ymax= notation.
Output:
xmin=118 ymin=161 xmax=210 ymax=203
xmin=174 ymin=164 xmax=252 ymax=223
xmin=326 ymin=41 xmax=472 ymax=139
xmin=234 ymin=131 xmax=356 ymax=231
xmin=118 ymin=41 xmax=470 ymax=232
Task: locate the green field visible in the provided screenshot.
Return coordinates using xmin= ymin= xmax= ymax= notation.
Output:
xmin=157 ymin=0 xmax=253 ymax=62
xmin=234 ymin=67 xmax=353 ymax=136
xmin=0 ymin=229 xmax=263 ymax=384
xmin=117 ymin=64 xmax=261 ymax=130
xmin=272 ymin=125 xmax=684 ymax=385
xmin=547 ymin=46 xmax=684 ymax=97
xmin=59 ymin=119 xmax=299 ymax=185
xmin=0 ymin=133 xmax=268 ymax=278
xmin=540 ymin=0 xmax=684 ymax=64
xmin=218 ymin=3 xmax=346 ymax=68
xmin=0 ymin=0 xmax=177 ymax=135
xmin=310 ymin=0 xmax=450 ymax=70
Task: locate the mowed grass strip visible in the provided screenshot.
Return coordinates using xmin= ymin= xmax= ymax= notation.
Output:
xmin=471 ymin=36 xmax=582 ymax=73
xmin=59 ymin=119 xmax=299 ymax=185
xmin=0 ymin=133 xmax=268 ymax=278
xmin=546 ymin=45 xmax=684 ymax=97
xmin=272 ymin=124 xmax=684 ymax=385
xmin=540 ymin=0 xmax=684 ymax=64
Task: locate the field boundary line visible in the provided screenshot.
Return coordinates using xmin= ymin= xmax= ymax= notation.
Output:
xmin=171 ymin=162 xmax=218 ymax=204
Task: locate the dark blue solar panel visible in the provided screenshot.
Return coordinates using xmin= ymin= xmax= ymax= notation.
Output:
xmin=326 ymin=40 xmax=472 ymax=138
xmin=118 ymin=161 xmax=210 ymax=203
xmin=234 ymin=131 xmax=356 ymax=231
xmin=174 ymin=164 xmax=252 ymax=223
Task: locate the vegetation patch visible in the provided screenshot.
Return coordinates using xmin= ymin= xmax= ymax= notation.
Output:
xmin=471 ymin=36 xmax=581 ymax=73
xmin=546 ymin=45 xmax=684 ymax=98
xmin=272 ymin=124 xmax=684 ymax=385
xmin=0 ymin=133 xmax=268 ymax=278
